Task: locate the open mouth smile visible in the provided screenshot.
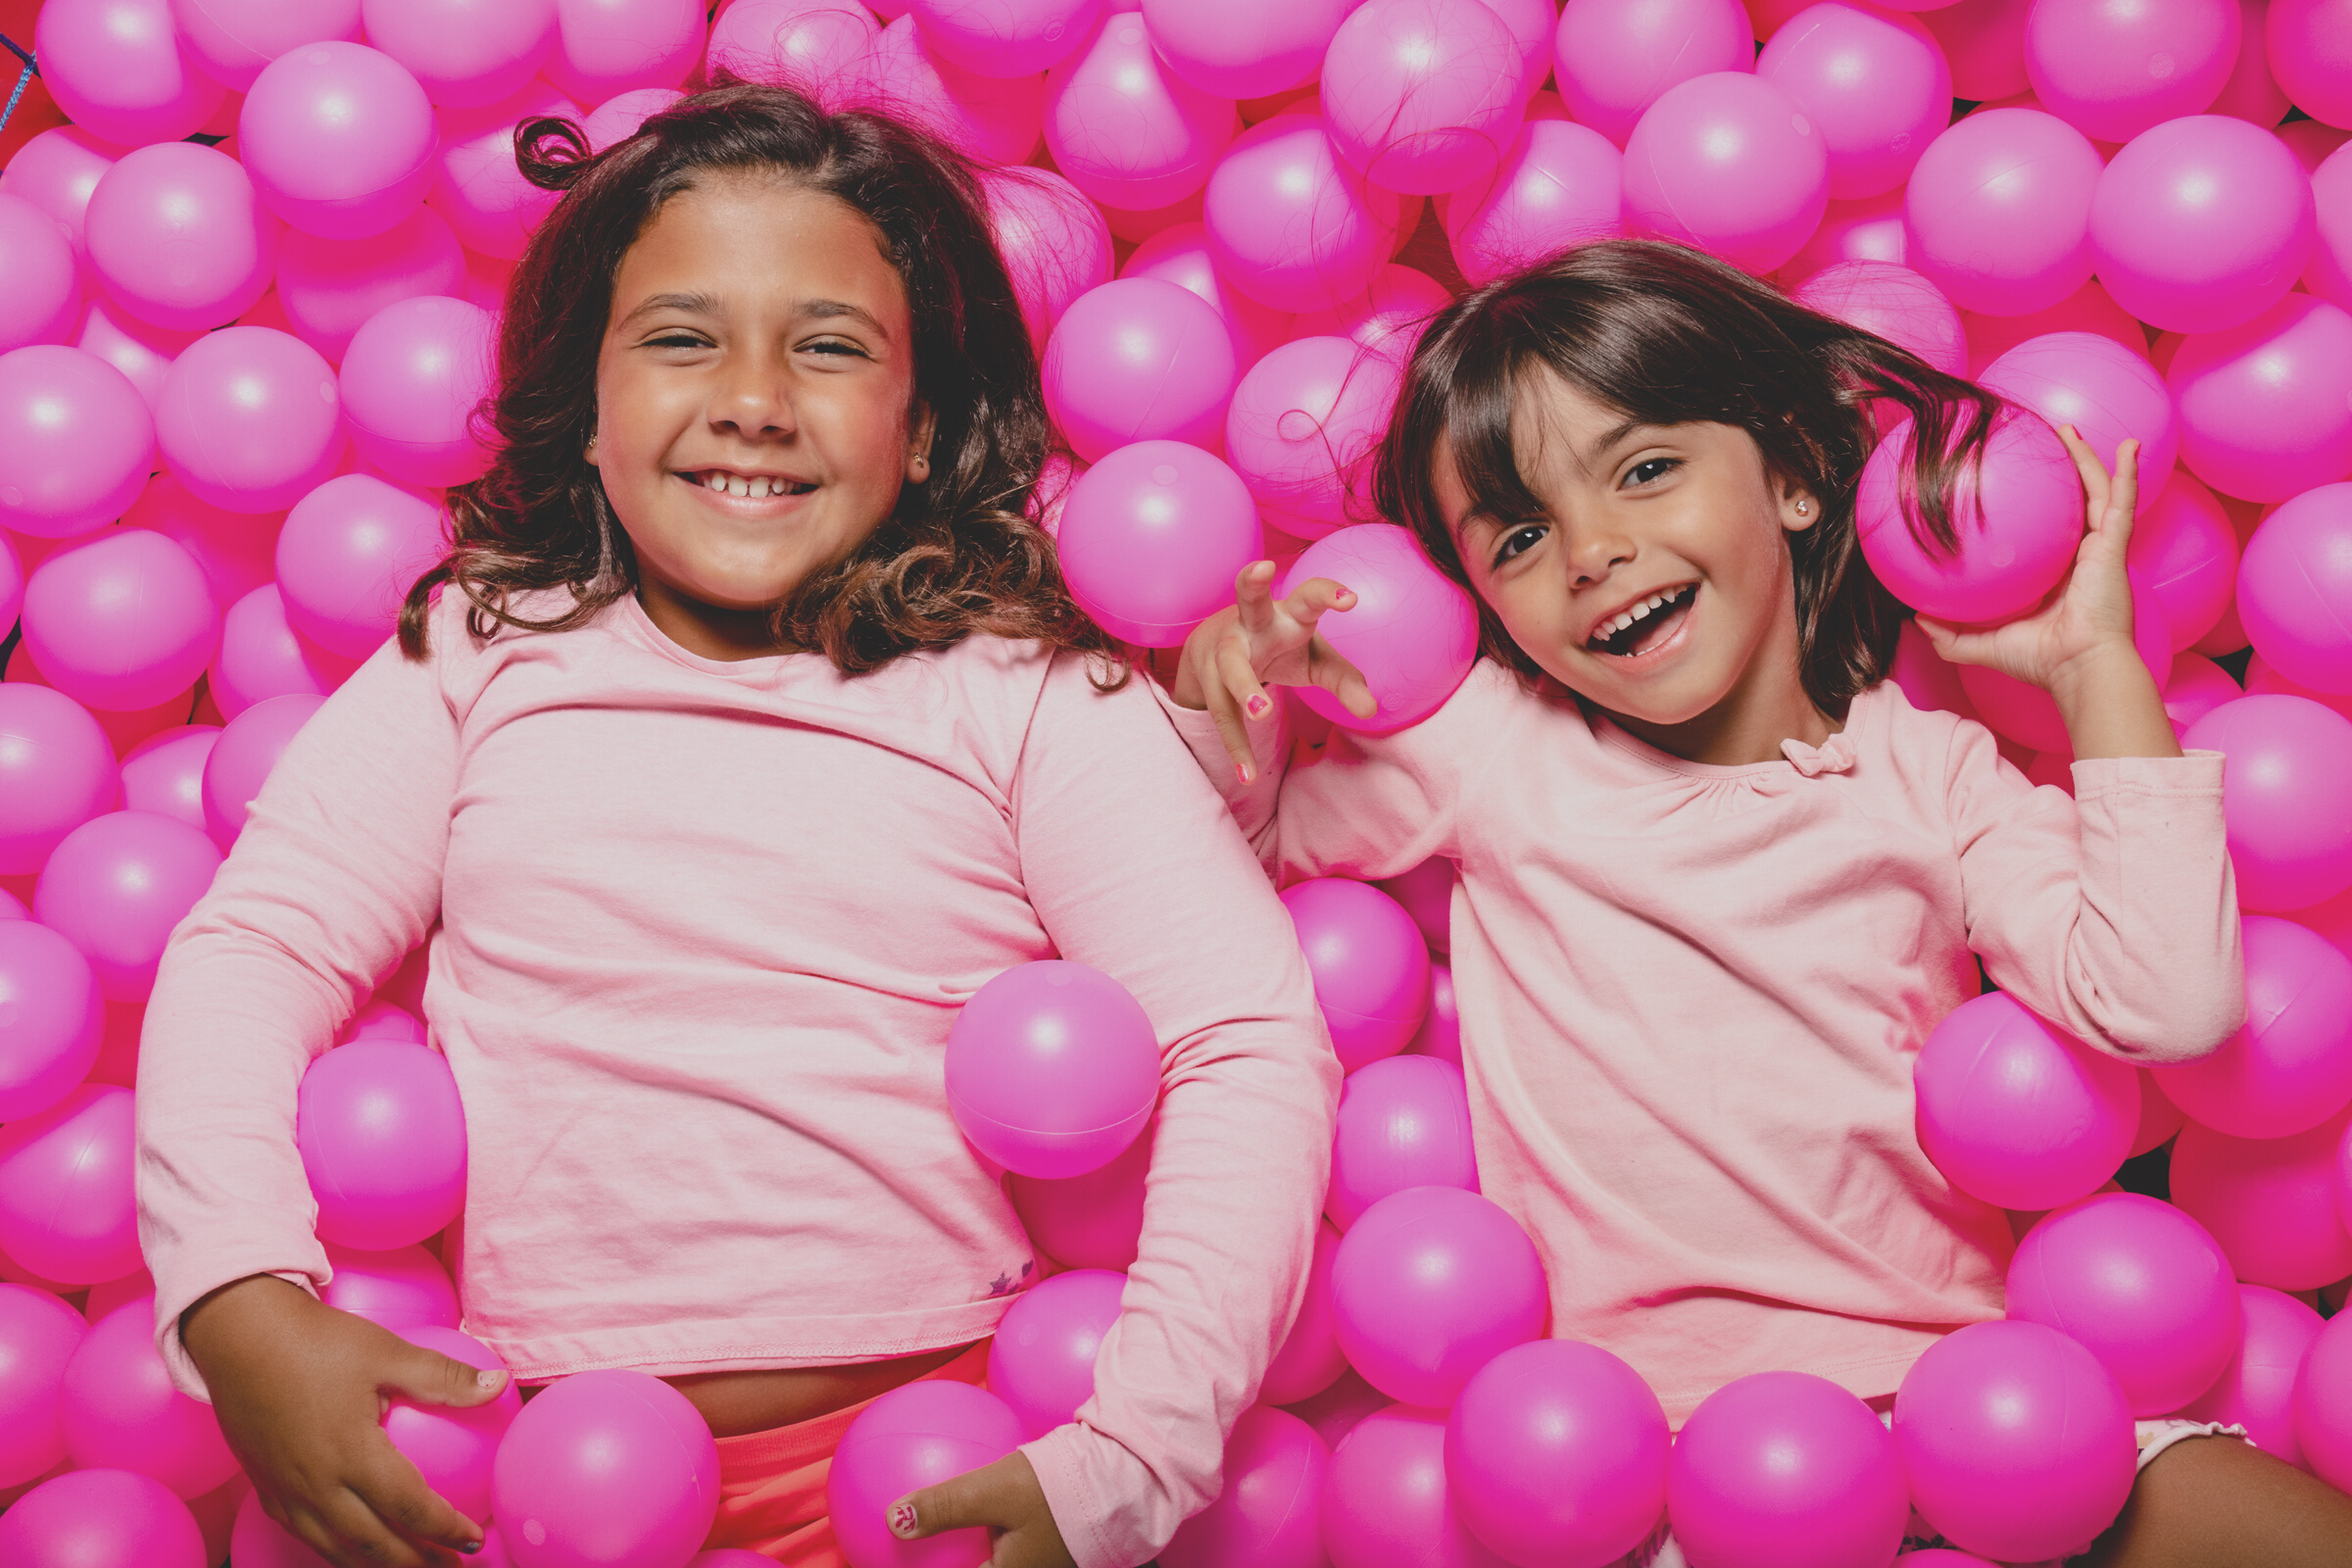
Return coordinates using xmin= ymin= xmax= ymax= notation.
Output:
xmin=1588 ymin=583 xmax=1696 ymax=658
xmin=679 ymin=467 xmax=818 ymax=500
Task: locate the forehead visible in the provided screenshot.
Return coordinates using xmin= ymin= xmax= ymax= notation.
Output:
xmin=612 ymin=173 xmax=907 ymax=324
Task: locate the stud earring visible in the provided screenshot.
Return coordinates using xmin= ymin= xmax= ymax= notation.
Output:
xmin=1795 ymin=499 xmax=1809 ymax=514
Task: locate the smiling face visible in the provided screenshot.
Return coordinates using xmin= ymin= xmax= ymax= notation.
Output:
xmin=1434 ymin=369 xmax=1827 ymax=760
xmin=589 ymin=172 xmax=934 ymax=660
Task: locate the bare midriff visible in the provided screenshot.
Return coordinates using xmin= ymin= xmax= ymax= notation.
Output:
xmin=654 ymin=1341 xmax=982 ymax=1438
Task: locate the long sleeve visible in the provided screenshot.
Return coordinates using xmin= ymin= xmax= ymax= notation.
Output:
xmin=1950 ymin=721 xmax=2245 ymax=1063
xmin=1011 ymin=657 xmax=1341 ymax=1568
xmin=137 ymin=635 xmax=457 ymax=1396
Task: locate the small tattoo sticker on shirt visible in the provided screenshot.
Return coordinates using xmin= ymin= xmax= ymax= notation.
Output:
xmin=985 ymin=1259 xmax=1036 ymax=1298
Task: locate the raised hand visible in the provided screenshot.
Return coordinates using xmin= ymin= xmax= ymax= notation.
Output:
xmin=1173 ymin=561 xmax=1376 ymax=782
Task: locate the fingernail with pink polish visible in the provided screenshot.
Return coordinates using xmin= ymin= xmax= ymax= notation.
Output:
xmin=890 ymin=1502 xmax=920 ymax=1539
xmin=1236 ymin=762 xmax=1253 ymax=786
xmin=1246 ymin=694 xmax=1270 ymax=718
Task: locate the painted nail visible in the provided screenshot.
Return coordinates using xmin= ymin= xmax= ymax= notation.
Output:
xmin=460 ymin=1544 xmax=481 ymax=1557
xmin=890 ymin=1502 xmax=920 ymax=1539
xmin=1236 ymin=762 xmax=1253 ymax=786
xmin=1246 ymin=694 xmax=1270 ymax=718
xmin=477 ymin=1369 xmax=504 ymax=1391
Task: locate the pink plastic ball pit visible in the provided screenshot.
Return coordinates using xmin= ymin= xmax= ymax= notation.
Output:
xmin=1904 ymin=109 xmax=2102 ymax=317
xmin=1119 ymin=224 xmax=1294 ymax=371
xmin=493 ymin=1368 xmax=720 ymax=1568
xmin=1158 ymin=1405 xmax=1328 ymax=1568
xmin=0 ymin=346 xmax=154 ymax=540
xmin=0 ymin=685 xmax=121 ymax=877
xmin=74 ymin=297 xmax=202 ymax=413
xmin=382 ymin=1325 xmax=519 ymax=1526
xmin=1669 ymin=1371 xmax=1910 ymax=1568
xmin=1260 ymin=1219 xmax=1345 ymax=1404
xmin=240 ymin=43 xmax=440 ymax=240
xmin=845 ymin=17 xmax=1044 ymax=167
xmin=1442 ymin=119 xmax=1625 ymax=288
xmin=1276 ymin=524 xmax=1480 ymax=733
xmin=276 ymin=208 xmax=467 ymax=364
xmin=121 ymin=725 xmax=220 ymax=831
xmin=0 ymin=1285 xmax=86 ymax=1489
xmin=1004 ymin=1117 xmax=1150 ymax=1272
xmin=1552 ymin=0 xmax=1753 ymax=148
xmin=2162 ymin=652 xmax=2240 ymax=738
xmin=1203 ymin=116 xmax=1405 ymax=317
xmin=2026 ymin=0 xmax=2239 ymax=144
xmin=2090 ymin=117 xmax=2315 ymax=337
xmin=986 ymin=1267 xmax=1124 ymax=1438
xmin=362 ymin=0 xmax=558 ymax=109
xmin=2173 ymin=1105 xmax=2352 ymax=1290
xmin=2154 ymin=916 xmax=2352 ymax=1140
xmin=2295 ymin=1294 xmax=2352 ymax=1492
xmin=1330 ymin=1186 xmax=1547 ymax=1408
xmin=0 ymin=1467 xmax=207 ymax=1568
xmin=22 ymin=530 xmax=220 ymax=714
xmin=0 ymin=127 xmax=118 ymax=268
xmin=1325 ymin=1054 xmax=1478 ymax=1231
xmin=211 ymin=583 xmax=360 ymax=719
xmin=337 ymin=295 xmax=495 ymax=487
xmin=1446 ymin=1340 xmax=1667 ymax=1568
xmin=319 ymin=1239 xmax=461 ymax=1329
xmin=543 ymin=0 xmax=706 ymax=104
xmin=0 ymin=1084 xmax=142 ymax=1286
xmin=298 ymin=1039 xmax=467 ymax=1251
xmin=706 ymin=0 xmax=877 ymax=107
xmin=1978 ymin=330 xmax=2177 ymax=511
xmin=2310 ymin=143 xmax=2352 ymax=315
xmin=170 ymin=0 xmax=364 ymax=92
xmin=0 ymin=922 xmax=104 ymax=1125
xmin=0 ymin=195 xmax=82 ymax=357
xmin=1956 ymin=569 xmax=2170 ymax=754
xmin=1623 ymin=72 xmax=1830 ymax=276
xmin=907 ymin=0 xmax=1099 ymax=78
xmin=1041 ymin=276 xmax=1238 ymax=463
xmin=1912 ymin=990 xmax=2140 ymax=1212
xmin=2169 ymin=295 xmax=2352 ymax=505
xmin=1138 ymin=0 xmax=1354 ymax=101
xmin=1759 ymin=2 xmax=1951 ymax=201
xmin=1960 ymin=278 xmax=2145 ymax=376
xmin=2182 ymin=695 xmax=2352 ymax=913
xmin=1281 ymin=877 xmax=1433 ymax=1073
xmin=981 ymin=169 xmax=1113 ymax=356
xmin=36 ymin=0 xmax=226 ymax=148
xmin=158 ymin=326 xmax=347 ymax=513
xmin=1292 ymin=265 xmax=1452 ymax=368
xmin=1320 ymin=1403 xmax=1507 ymax=1568
xmin=428 ymin=81 xmax=582 ymax=260
xmin=944 ymin=959 xmax=1160 ymax=1179
xmin=580 ymin=87 xmax=686 ymax=153
xmin=1792 ymin=261 xmax=1966 ymax=376
xmin=1782 ymin=188 xmax=1908 ymax=281
xmin=2180 ymin=1284 xmax=2325 ymax=1471
xmin=2271 ymin=0 xmax=2352 ymax=130
xmin=201 ymin=692 xmax=323 ymax=849
xmin=62 ymin=1297 xmax=238 ymax=1499
xmin=126 ymin=473 xmax=285 ymax=612
xmin=1855 ymin=405 xmax=2082 ymax=626
xmin=275 ymin=472 xmax=451 ymax=661
xmin=1054 ymin=440 xmax=1259 ymax=647
xmin=2129 ymin=472 xmax=2237 ymax=653
xmin=1224 ymin=337 xmax=1401 ymax=538
xmin=2241 ymin=483 xmax=2352 ymax=694
xmin=826 ymin=1380 xmax=1023 ymax=1568
xmin=84 ymin=143 xmax=281 ymax=333
xmin=1042 ymin=12 xmax=1233 ymax=213
xmin=1320 ymin=0 xmax=1526 ymax=197
xmin=36 ymin=809 xmax=221 ymax=1004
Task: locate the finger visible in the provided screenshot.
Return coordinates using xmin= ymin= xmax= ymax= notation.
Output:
xmin=1233 ymin=560 xmax=1281 ymax=634
xmin=1308 ymin=637 xmax=1380 ymax=719
xmin=1278 ymin=576 xmax=1359 ymax=632
xmin=892 ymin=1455 xmax=1022 ymax=1540
xmin=380 ymin=1345 xmax=510 ymax=1410
xmin=2104 ymin=438 xmax=2140 ymax=547
xmin=2054 ymin=424 xmax=2110 ymax=524
xmin=1207 ymin=638 xmax=1265 ymax=784
xmin=355 ymin=1441 xmax=487 ymax=1553
xmin=1217 ymin=631 xmax=1274 ymax=726
xmin=317 ymin=1483 xmax=436 ymax=1568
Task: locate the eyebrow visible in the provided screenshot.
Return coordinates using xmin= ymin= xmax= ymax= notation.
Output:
xmin=614 ymin=293 xmax=892 ymax=339
xmin=1585 ymin=416 xmax=1653 ymax=468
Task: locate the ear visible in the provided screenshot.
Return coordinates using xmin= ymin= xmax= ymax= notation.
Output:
xmin=584 ymin=427 xmax=600 ymax=469
xmin=1777 ymin=473 xmax=1819 ymax=535
xmin=906 ymin=400 xmax=937 ymax=483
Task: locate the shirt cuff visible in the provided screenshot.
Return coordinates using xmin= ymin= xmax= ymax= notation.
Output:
xmin=1021 ymin=1420 xmax=1170 ymax=1568
xmin=2070 ymin=749 xmax=2226 ymax=797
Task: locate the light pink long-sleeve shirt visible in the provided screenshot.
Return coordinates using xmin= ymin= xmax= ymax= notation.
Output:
xmin=1164 ymin=663 xmax=2243 ymax=1422
xmin=136 ymin=588 xmax=1340 ymax=1568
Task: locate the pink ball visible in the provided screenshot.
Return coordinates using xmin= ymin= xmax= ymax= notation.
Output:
xmin=2293 ymin=1302 xmax=2352 ymax=1492
xmin=1331 ymin=1186 xmax=1546 ymax=1407
xmin=319 ymin=1239 xmax=461 ymax=1329
xmin=382 ymin=1325 xmax=518 ymax=1525
xmin=1442 ymin=119 xmax=1624 ymax=287
xmin=0 ymin=1285 xmax=86 ymax=1488
xmin=1912 ymin=990 xmax=2140 ymax=1211
xmin=1551 ymin=0 xmax=1753 ymax=148
xmin=846 ymin=17 xmax=1045 ymax=166
xmin=157 ymin=326 xmax=346 ymax=513
xmin=1792 ymin=260 xmax=1966 ymax=376
xmin=428 ymin=81 xmax=582 ymax=259
xmin=1276 ymin=524 xmax=1480 ymax=732
xmin=1855 ymin=407 xmax=2082 ymax=625
xmin=2129 ymin=472 xmax=2237 ymax=653
xmin=229 ymin=1488 xmax=331 ymax=1568
xmin=1224 ymin=337 xmax=1400 ymax=537
xmin=1319 ymin=1403 xmax=1507 ymax=1568
xmin=1894 ymin=1320 xmax=2135 ymax=1562
xmin=1759 ymin=3 xmax=1951 ymax=200
xmin=341 ymin=997 xmax=426 ymax=1046
xmin=706 ymin=0 xmax=877 ymax=107
xmin=1961 ymin=278 xmax=2147 ymax=375
xmin=1004 ymin=1118 xmax=1151 ymax=1272
xmin=1119 ymin=223 xmax=1294 ymax=370
xmin=944 ymin=959 xmax=1159 ymax=1179
xmin=0 ymin=685 xmax=120 ymax=877
xmin=986 ymin=1268 xmax=1124 ymax=1438
xmin=1280 ymin=878 xmax=1433 ymax=1073
xmin=35 ymin=809 xmax=220 ymax=1004
xmin=1203 ymin=117 xmax=1406 ymax=315
xmin=2308 ymin=142 xmax=2352 ymax=314
xmin=1054 ymin=440 xmax=1259 ymax=646
xmin=1289 ymin=265 xmax=1453 ymax=369
xmin=337 ymin=295 xmax=495 ymax=486
xmin=1781 ymin=188 xmax=1908 ymax=281
xmin=298 ymin=1039 xmax=467 ymax=1251
xmin=2154 ymin=916 xmax=2352 ymax=1139
xmin=1445 ymin=1340 xmax=1667 ymax=1568
xmin=826 ymin=1381 xmax=1023 ymax=1568
xmin=240 ymin=42 xmax=440 ymax=240
xmin=80 ymin=1269 xmax=153 ymax=1327
xmin=2169 ymin=295 xmax=2352 ymax=504
xmin=74 ymin=297 xmax=202 ymax=413
xmin=275 ymin=472 xmax=451 ymax=660
xmin=211 ymin=583 xmax=361 ymax=719
xmin=907 ymin=0 xmax=1099 ymax=77
xmin=276 ymin=208 xmax=467 ymax=363
xmin=84 ymin=143 xmax=281 ymax=333
xmin=2026 ymin=0 xmax=2238 ymax=144
xmin=0 ymin=346 xmax=154 ymax=540
xmin=169 ymin=0 xmax=364 ymax=92
xmin=543 ymin=0 xmax=705 ymax=103
xmin=2270 ymin=0 xmax=2352 ymax=129
xmin=1043 ymin=12 xmax=1233 ymax=212
xmin=2180 ymin=1284 xmax=2324 ymax=1470
xmin=0 ymin=126 xmax=119 ymax=267
xmin=579 ymin=86 xmax=687 ymax=152
xmin=0 ymin=922 xmax=103 ymax=1124
xmin=981 ymin=169 xmax=1112 ymax=356
xmin=2241 ymin=482 xmax=2352 ymax=694
xmin=2163 ymin=651 xmax=2241 ymax=736
xmin=1041 ymin=277 xmax=1238 ymax=462
xmin=1376 ymin=856 xmax=1453 ymax=956
xmin=2090 ymin=117 xmax=2315 ymax=337
xmin=2176 ymin=1105 xmax=2352 ymax=1289
xmin=0 ymin=1468 xmax=207 ymax=1568
xmin=362 ymin=0 xmax=558 ymax=108
xmin=120 ymin=725 xmax=219 ymax=832
xmin=1138 ymin=0 xmax=1354 ymax=101
xmin=36 ymin=0 xmax=226 ymax=148
xmin=0 ymin=1084 xmax=141 ymax=1285
xmin=1957 ymin=568 xmax=2170 ymax=753
xmin=1668 ymin=1371 xmax=1909 ymax=1568
xmin=1321 ymin=0 xmax=1526 ymax=196
xmin=202 ymin=692 xmax=324 ymax=849
xmin=1407 ymin=963 xmax=1461 ymax=1062
xmin=1904 ymin=109 xmax=2102 ymax=316
xmin=1623 ymin=73 xmax=1830 ymax=274
xmin=125 ymin=473 xmax=285 ymax=612
xmin=1159 ymin=1405 xmax=1329 ymax=1568
xmin=2182 ymin=695 xmax=2352 ymax=912
xmin=1260 ymin=1219 xmax=1346 ymax=1405
xmin=1979 ymin=330 xmax=2177 ymax=511
xmin=1325 ymin=1054 xmax=1478 ymax=1231
xmin=62 ymin=1297 xmax=238 ymax=1498
xmin=493 ymin=1369 xmax=719 ymax=1568
xmin=22 ymin=530 xmax=220 ymax=713
xmin=0 ymin=195 xmax=82 ymax=356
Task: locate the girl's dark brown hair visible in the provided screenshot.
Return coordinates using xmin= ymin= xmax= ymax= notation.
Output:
xmin=1373 ymin=239 xmax=2005 ymax=711
xmin=399 ymin=78 xmax=1120 ymax=676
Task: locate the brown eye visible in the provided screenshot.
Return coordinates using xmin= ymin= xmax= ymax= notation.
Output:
xmin=1627 ymin=458 xmax=1679 ymax=486
xmin=1494 ymin=524 xmax=1545 ymax=565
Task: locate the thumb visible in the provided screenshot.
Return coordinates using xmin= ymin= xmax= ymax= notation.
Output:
xmin=890 ymin=1454 xmax=1019 ymax=1541
xmin=381 ymin=1343 xmax=511 ymax=1410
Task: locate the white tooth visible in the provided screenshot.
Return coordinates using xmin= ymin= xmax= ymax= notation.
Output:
xmin=1645 ymin=594 xmax=1664 ymax=610
xmin=727 ymin=476 xmax=746 ymax=497
xmin=753 ymin=477 xmax=772 ymax=498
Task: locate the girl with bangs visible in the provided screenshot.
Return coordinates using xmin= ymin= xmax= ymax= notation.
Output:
xmin=1169 ymin=239 xmax=2352 ymax=1565
xmin=137 ymin=82 xmax=1335 ymax=1568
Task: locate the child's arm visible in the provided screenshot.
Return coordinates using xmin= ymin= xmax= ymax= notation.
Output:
xmin=140 ymin=622 xmax=508 ymax=1564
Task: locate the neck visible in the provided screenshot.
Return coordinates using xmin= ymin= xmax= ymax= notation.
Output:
xmin=1606 ymin=612 xmax=1839 ymax=767
xmin=636 ymin=576 xmax=797 ymax=662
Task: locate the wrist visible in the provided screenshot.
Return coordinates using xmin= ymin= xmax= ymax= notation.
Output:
xmin=2045 ymin=637 xmax=2149 ymax=707
xmin=181 ymin=1274 xmax=314 ymax=1367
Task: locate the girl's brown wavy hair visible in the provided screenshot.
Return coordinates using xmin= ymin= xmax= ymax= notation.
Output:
xmin=1372 ymin=239 xmax=2007 ymax=713
xmin=399 ymin=78 xmax=1121 ymax=677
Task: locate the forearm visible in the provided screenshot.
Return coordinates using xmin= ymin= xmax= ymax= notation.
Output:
xmin=2051 ymin=641 xmax=2181 ymax=761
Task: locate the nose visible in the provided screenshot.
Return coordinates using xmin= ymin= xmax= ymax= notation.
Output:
xmin=1559 ymin=508 xmax=1636 ymax=589
xmin=710 ymin=342 xmax=796 ymax=439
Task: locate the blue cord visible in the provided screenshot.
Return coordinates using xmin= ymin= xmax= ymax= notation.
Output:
xmin=0 ymin=32 xmax=34 ymax=142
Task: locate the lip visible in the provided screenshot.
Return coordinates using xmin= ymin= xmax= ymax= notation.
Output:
xmin=1580 ymin=580 xmax=1697 ymax=650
